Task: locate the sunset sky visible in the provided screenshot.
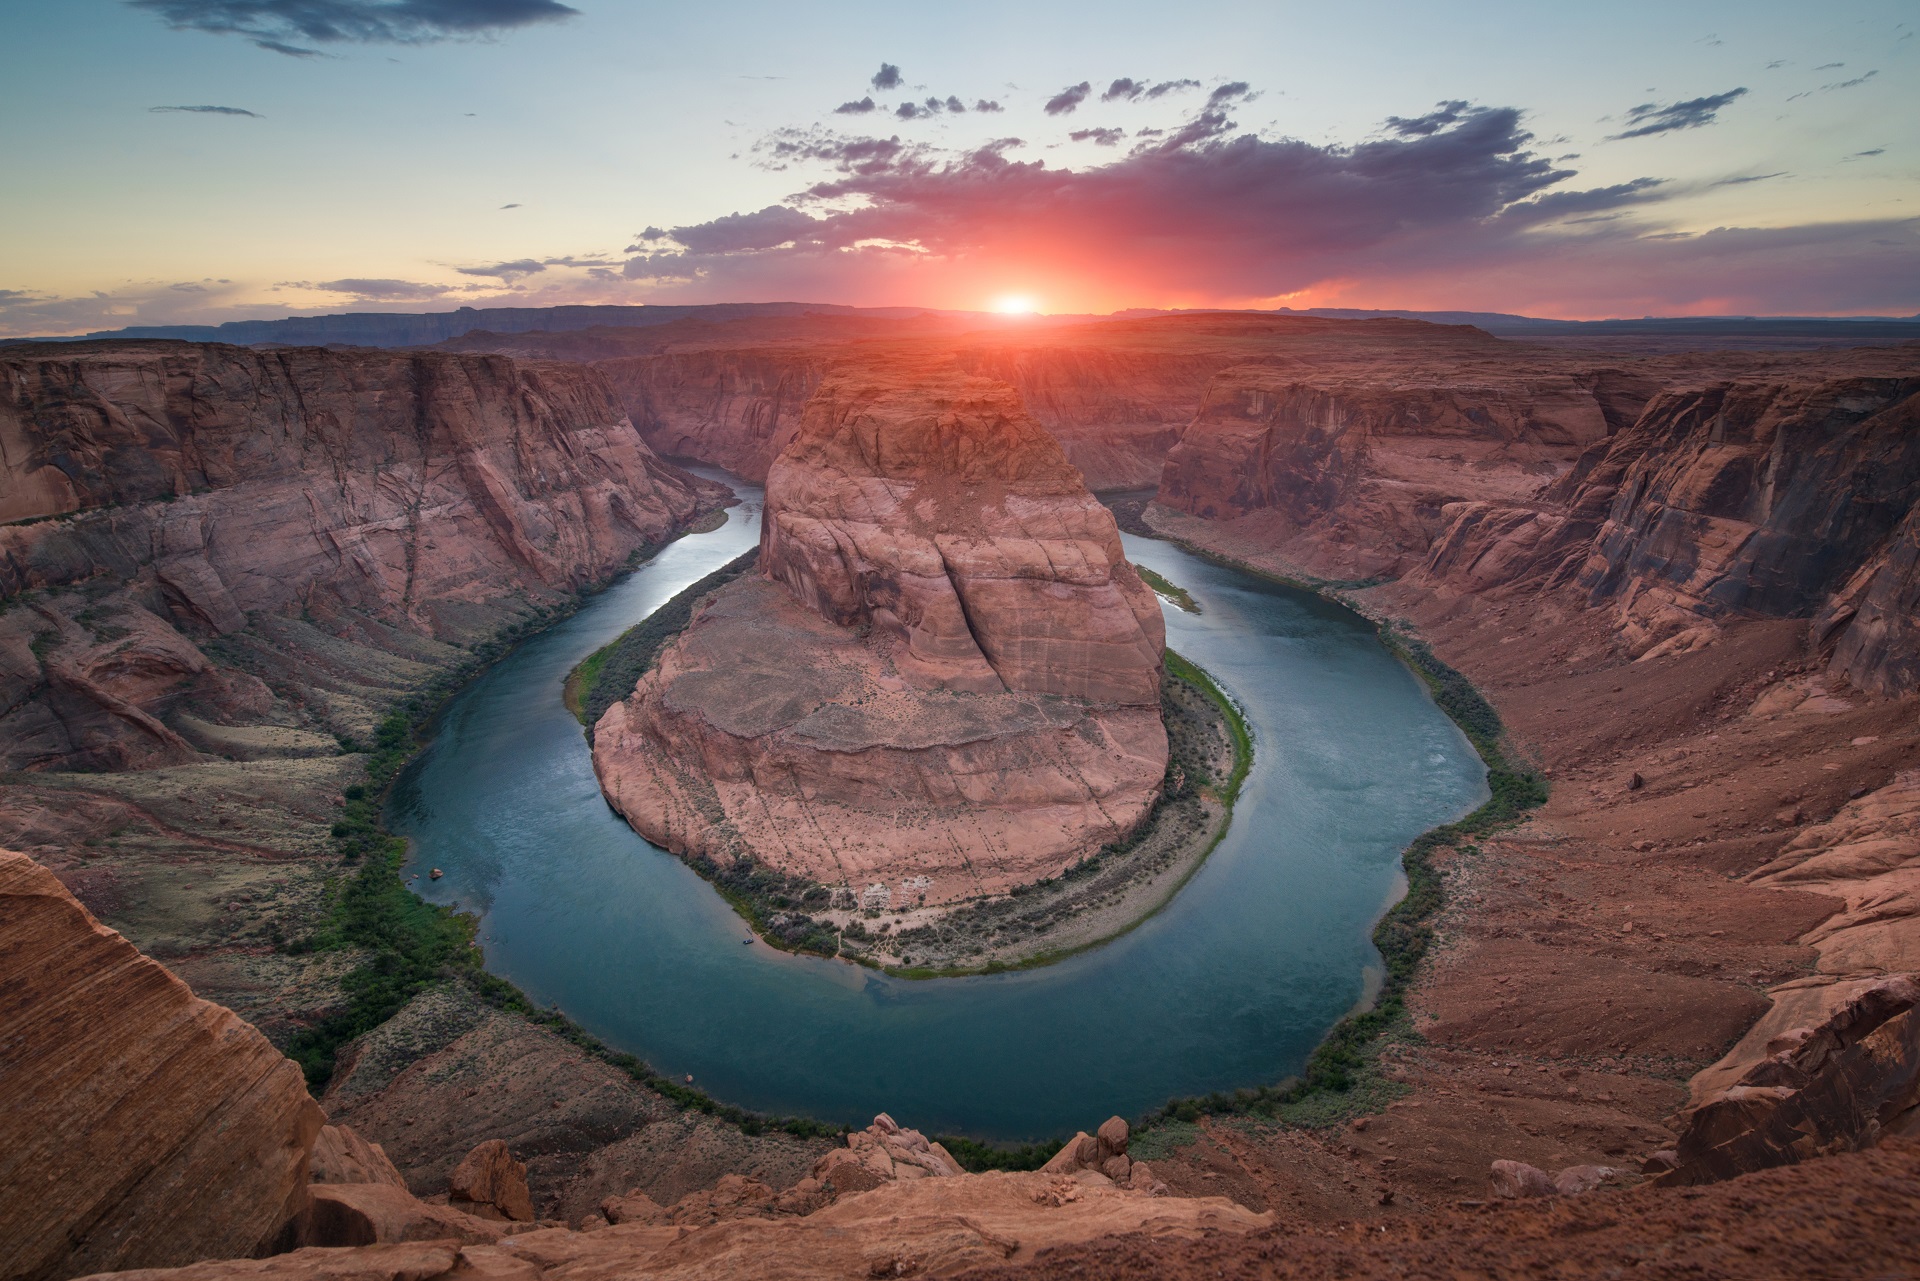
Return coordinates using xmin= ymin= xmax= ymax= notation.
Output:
xmin=1 ymin=0 xmax=1915 ymax=335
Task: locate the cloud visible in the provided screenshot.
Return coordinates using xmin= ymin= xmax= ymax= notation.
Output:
xmin=870 ymin=62 xmax=902 ymax=91
xmin=1068 ymin=127 xmax=1125 ymax=146
xmin=1102 ymin=78 xmax=1142 ymax=102
xmin=127 ymin=0 xmax=578 ymax=53
xmin=1044 ymin=82 xmax=1092 ymax=115
xmin=456 ymin=258 xmax=545 ymax=280
xmin=835 ymin=96 xmax=876 ymax=115
xmin=1825 ymin=70 xmax=1878 ymax=90
xmin=1814 ymin=62 xmax=1844 ymax=71
xmin=500 ymin=202 xmax=521 ymax=208
xmin=895 ymin=101 xmax=931 ymax=120
xmin=150 ymin=104 xmax=261 ymax=116
xmin=312 ymin=277 xmax=455 ymax=299
xmin=1205 ymin=82 xmax=1252 ymax=108
xmin=973 ymin=99 xmax=1003 ymax=113
xmin=633 ymin=100 xmax=1598 ymax=302
xmin=1714 ymin=171 xmax=1787 ymax=185
xmin=1609 ymin=87 xmax=1747 ymax=139
xmin=1144 ymin=79 xmax=1200 ymax=99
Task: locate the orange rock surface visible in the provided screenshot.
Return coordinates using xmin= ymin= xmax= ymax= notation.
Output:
xmin=0 ymin=848 xmax=323 ymax=1281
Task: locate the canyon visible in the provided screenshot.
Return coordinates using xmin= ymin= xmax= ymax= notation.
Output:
xmin=4 ymin=313 xmax=1919 ymax=1280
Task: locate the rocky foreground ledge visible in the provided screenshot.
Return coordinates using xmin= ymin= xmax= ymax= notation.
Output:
xmin=591 ymin=357 xmax=1170 ymax=917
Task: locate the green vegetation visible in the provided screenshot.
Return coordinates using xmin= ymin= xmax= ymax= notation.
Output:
xmin=1163 ymin=649 xmax=1251 ymax=803
xmin=1136 ymin=565 xmax=1200 ymax=614
xmin=934 ymin=1134 xmax=1066 ymax=1173
xmin=1133 ymin=538 xmax=1546 ymax=1136
xmin=275 ymin=519 xmax=843 ymax=1140
xmin=566 ymin=549 xmax=759 ymax=729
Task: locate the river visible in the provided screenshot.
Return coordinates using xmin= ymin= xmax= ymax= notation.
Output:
xmin=390 ymin=470 xmax=1487 ymax=1140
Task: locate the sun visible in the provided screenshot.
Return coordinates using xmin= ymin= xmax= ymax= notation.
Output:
xmin=992 ymin=294 xmax=1038 ymax=315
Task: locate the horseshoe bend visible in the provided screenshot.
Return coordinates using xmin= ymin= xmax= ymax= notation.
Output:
xmin=589 ymin=357 xmax=1183 ymax=945
xmin=7 ymin=7 xmax=1920 ymax=1273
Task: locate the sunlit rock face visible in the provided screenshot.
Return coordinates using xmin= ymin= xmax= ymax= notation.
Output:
xmin=593 ymin=357 xmax=1169 ymax=907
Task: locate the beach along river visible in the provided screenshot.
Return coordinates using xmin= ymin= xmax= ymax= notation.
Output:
xmin=391 ymin=469 xmax=1487 ymax=1140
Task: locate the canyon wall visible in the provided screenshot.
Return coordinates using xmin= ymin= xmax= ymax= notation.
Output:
xmin=1153 ymin=364 xmax=1641 ymax=579
xmin=593 ymin=357 xmax=1168 ymax=907
xmin=1410 ymin=369 xmax=1920 ymax=689
xmin=0 ymin=342 xmax=723 ymax=771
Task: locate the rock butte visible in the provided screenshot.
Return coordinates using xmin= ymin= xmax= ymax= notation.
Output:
xmin=593 ymin=357 xmax=1168 ymax=906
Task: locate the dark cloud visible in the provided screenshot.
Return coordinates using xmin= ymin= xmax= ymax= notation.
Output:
xmin=1609 ymin=87 xmax=1747 ymax=139
xmin=1205 ymin=81 xmax=1252 ymax=108
xmin=870 ymin=62 xmax=902 ymax=91
xmin=1102 ymin=78 xmax=1142 ymax=102
xmin=500 ymin=202 xmax=521 ymax=208
xmin=1825 ymin=70 xmax=1878 ymax=90
xmin=834 ymin=96 xmax=876 ymax=115
xmin=1043 ymin=82 xmax=1092 ymax=115
xmin=945 ymin=96 xmax=966 ymax=113
xmin=312 ymin=278 xmax=453 ymax=299
xmin=1814 ymin=62 xmax=1844 ymax=70
xmin=150 ymin=104 xmax=261 ymax=116
xmin=127 ymin=0 xmax=578 ymax=52
xmin=1854 ymin=149 xmax=1885 ymax=157
xmin=636 ymin=101 xmax=1600 ymax=301
xmin=895 ymin=101 xmax=931 ymax=120
xmin=973 ymin=99 xmax=1003 ymax=113
xmin=665 ymin=205 xmax=821 ymax=254
xmin=1714 ymin=172 xmax=1787 ymax=185
xmin=1068 ymin=127 xmax=1125 ymax=146
xmin=456 ymin=258 xmax=546 ymax=280
xmin=1143 ymin=79 xmax=1200 ymax=99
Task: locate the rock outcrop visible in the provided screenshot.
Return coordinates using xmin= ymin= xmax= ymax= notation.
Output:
xmin=1408 ymin=365 xmax=1920 ymax=684
xmin=447 ymin=1141 xmax=535 ymax=1223
xmin=593 ymin=358 xmax=1168 ymax=905
xmin=0 ymin=848 xmax=323 ymax=1281
xmin=73 ymin=1168 xmax=1271 ymax=1281
xmin=0 ymin=342 xmax=722 ymax=771
xmin=1155 ymin=363 xmax=1623 ymax=579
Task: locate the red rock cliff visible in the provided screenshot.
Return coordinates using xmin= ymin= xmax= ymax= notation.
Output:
xmin=0 ymin=342 xmax=723 ymax=770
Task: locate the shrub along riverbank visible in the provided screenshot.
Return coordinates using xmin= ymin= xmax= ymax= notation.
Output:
xmin=1130 ymin=537 xmax=1547 ymax=1137
xmin=277 ymin=529 xmax=842 ymax=1142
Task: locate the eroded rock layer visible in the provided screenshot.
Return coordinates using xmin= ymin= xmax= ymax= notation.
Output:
xmin=594 ymin=358 xmax=1167 ymax=905
xmin=0 ymin=848 xmax=323 ymax=1281
xmin=0 ymin=342 xmax=722 ymax=771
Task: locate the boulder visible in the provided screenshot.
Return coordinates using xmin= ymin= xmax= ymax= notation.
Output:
xmin=301 ymin=1184 xmax=506 ymax=1248
xmin=598 ymin=1191 xmax=668 ymax=1226
xmin=1488 ymin=1161 xmax=1558 ymax=1199
xmin=448 ymin=1141 xmax=535 ymax=1223
xmin=310 ymin=1125 xmax=407 ymax=1189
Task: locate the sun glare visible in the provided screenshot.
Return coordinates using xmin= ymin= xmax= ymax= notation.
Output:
xmin=992 ymin=295 xmax=1038 ymax=315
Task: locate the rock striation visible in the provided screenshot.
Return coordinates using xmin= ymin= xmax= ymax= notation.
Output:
xmin=0 ymin=341 xmax=723 ymax=771
xmin=0 ymin=848 xmax=323 ymax=1281
xmin=593 ymin=357 xmax=1167 ymax=906
xmin=1409 ymin=366 xmax=1920 ymax=685
xmin=1156 ymin=363 xmax=1626 ymax=579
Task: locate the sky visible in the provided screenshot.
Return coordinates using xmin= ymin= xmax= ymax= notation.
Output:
xmin=0 ymin=0 xmax=1915 ymax=335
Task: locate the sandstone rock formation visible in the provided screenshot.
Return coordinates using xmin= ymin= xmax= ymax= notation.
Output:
xmin=593 ymin=358 xmax=1168 ymax=905
xmin=0 ymin=342 xmax=723 ymax=771
xmin=0 ymin=848 xmax=323 ymax=1281
xmin=73 ymin=1168 xmax=1271 ymax=1281
xmin=447 ymin=1141 xmax=535 ymax=1223
xmin=1156 ymin=362 xmax=1624 ymax=579
xmin=1408 ymin=363 xmax=1920 ymax=685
